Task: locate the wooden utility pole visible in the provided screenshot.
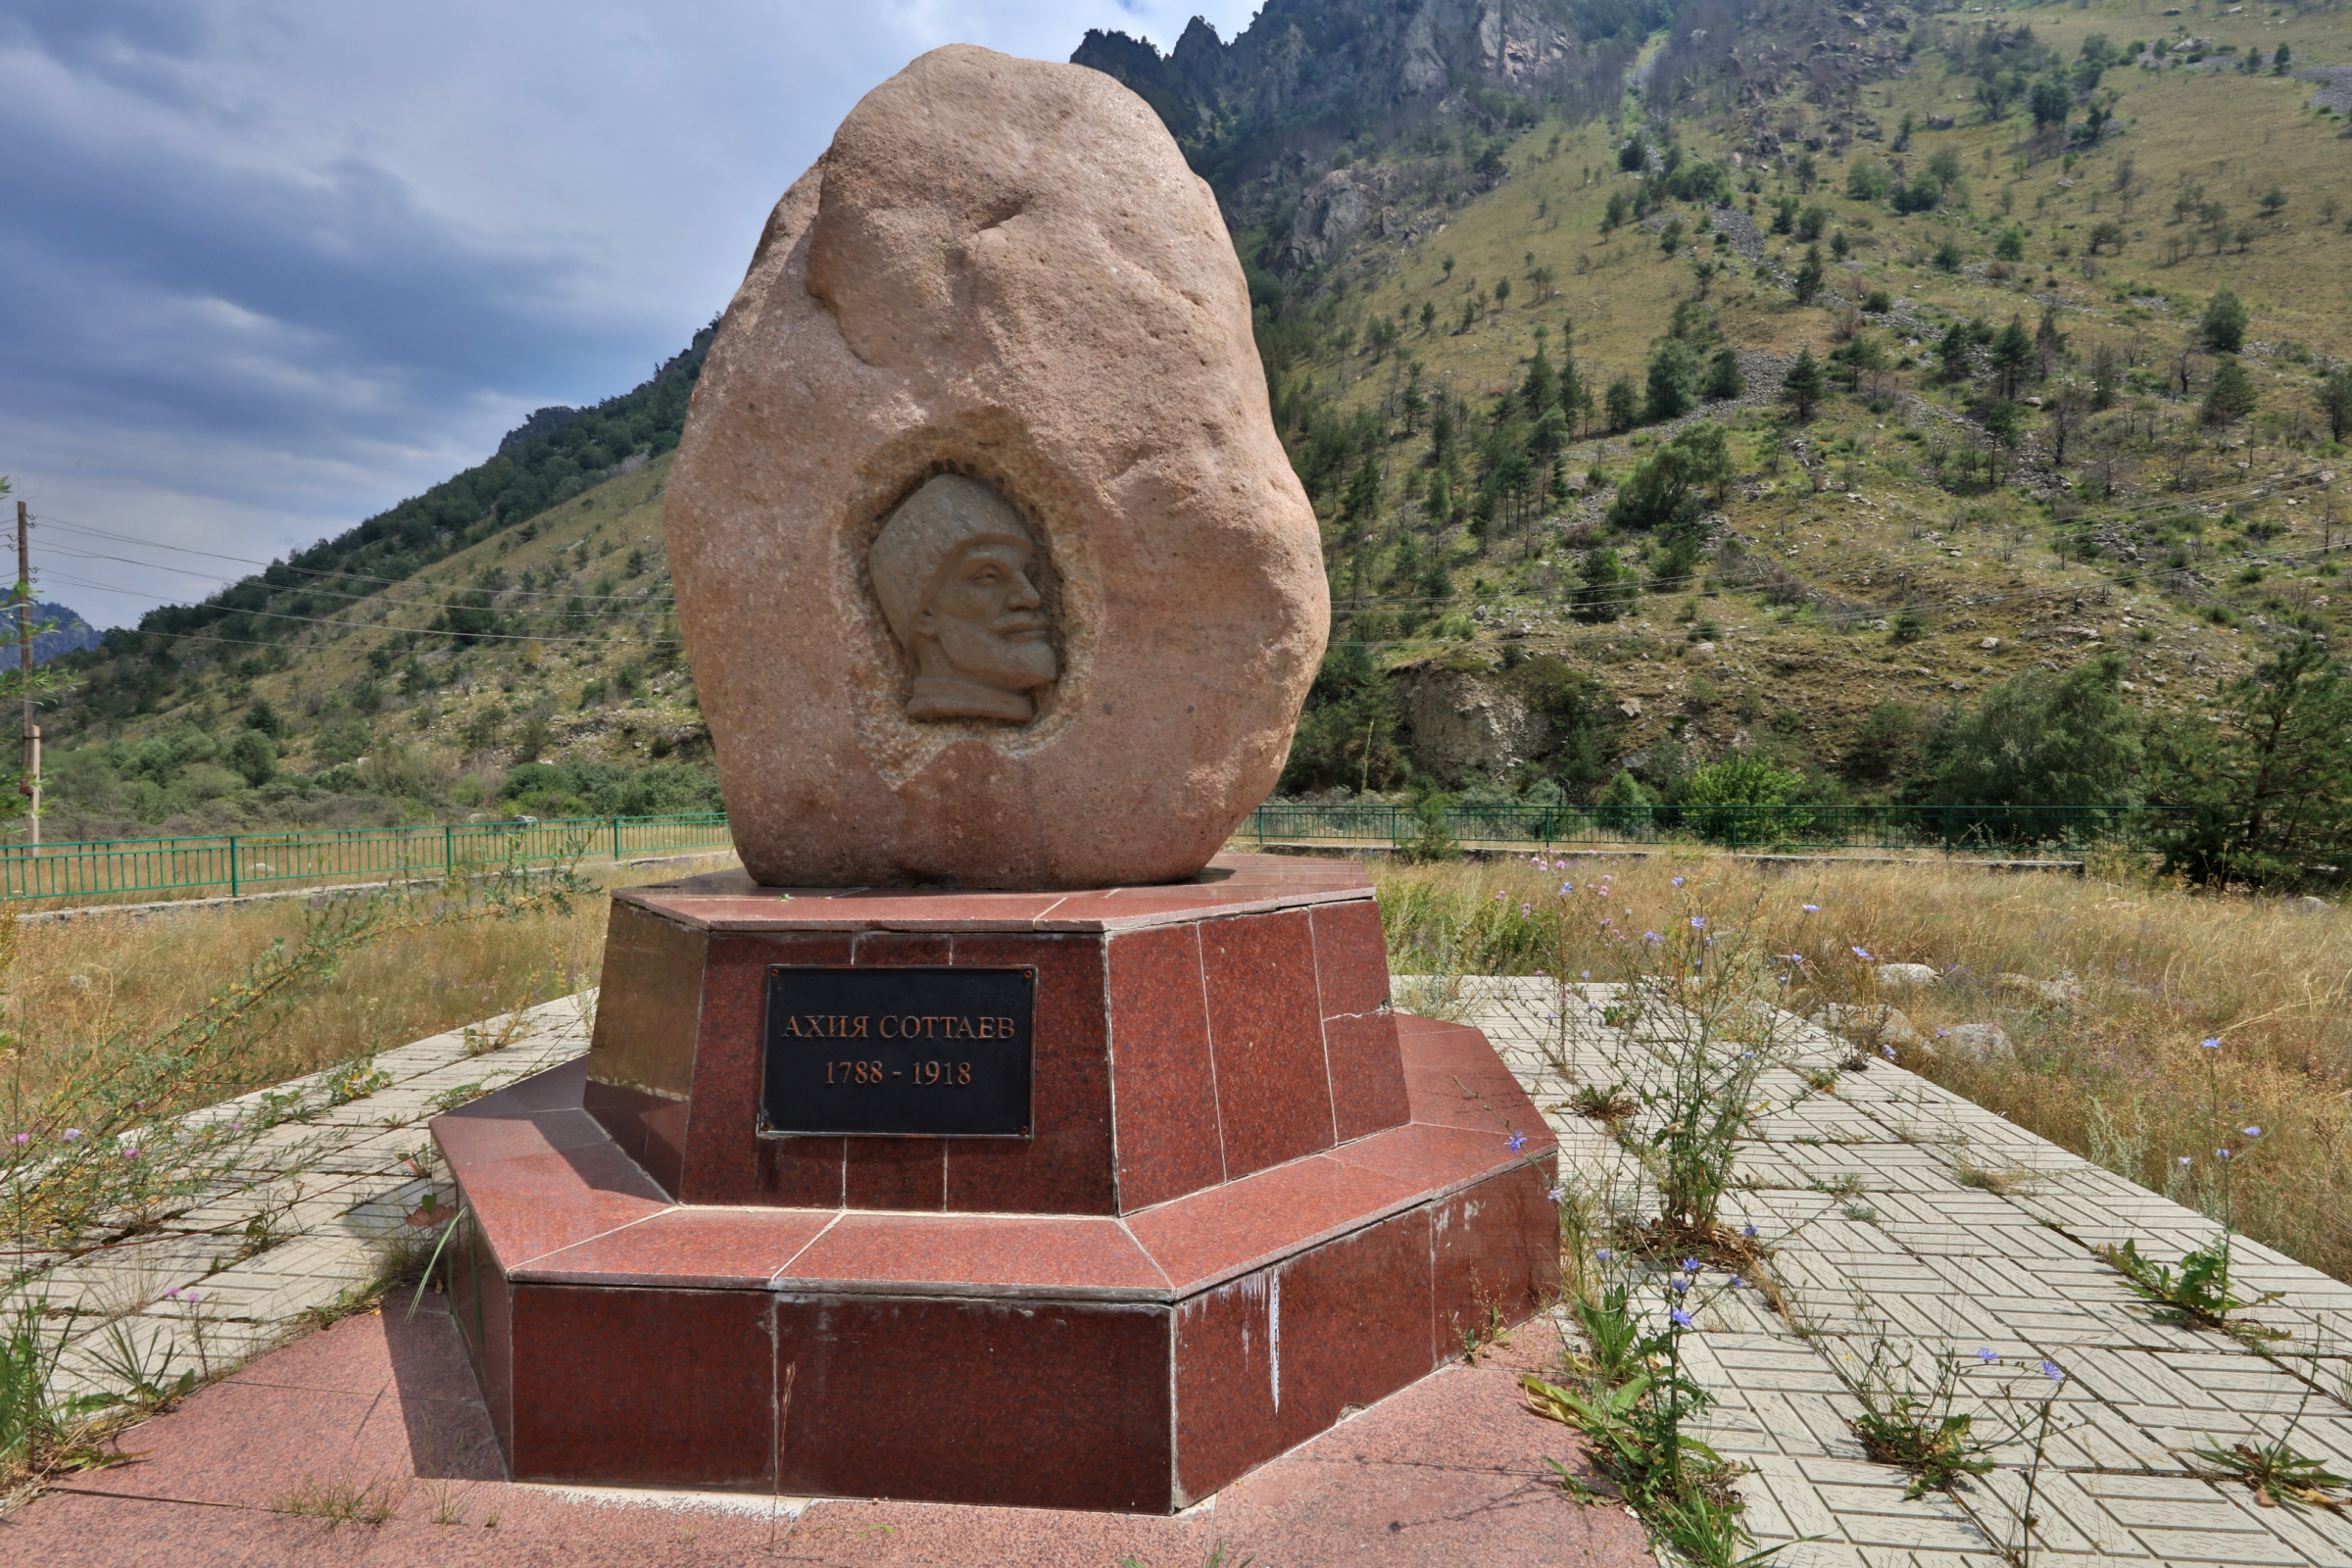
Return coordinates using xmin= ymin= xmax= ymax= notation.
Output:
xmin=17 ymin=500 xmax=36 ymax=851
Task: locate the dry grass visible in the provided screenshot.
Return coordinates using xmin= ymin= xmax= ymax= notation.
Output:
xmin=0 ymin=855 xmax=734 ymax=1126
xmin=1370 ymin=852 xmax=2352 ymax=1284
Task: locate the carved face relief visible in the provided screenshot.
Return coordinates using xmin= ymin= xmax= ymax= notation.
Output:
xmin=868 ymin=475 xmax=1059 ymax=722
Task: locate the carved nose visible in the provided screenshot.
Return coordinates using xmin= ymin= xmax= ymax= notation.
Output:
xmin=1005 ymin=571 xmax=1041 ymax=610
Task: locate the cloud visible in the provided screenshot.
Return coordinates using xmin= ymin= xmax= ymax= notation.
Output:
xmin=0 ymin=0 xmax=1257 ymax=626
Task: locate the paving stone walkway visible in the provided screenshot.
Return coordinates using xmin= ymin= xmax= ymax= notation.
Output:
xmin=1470 ymin=977 xmax=2352 ymax=1568
xmin=8 ymin=996 xmax=582 ymax=1402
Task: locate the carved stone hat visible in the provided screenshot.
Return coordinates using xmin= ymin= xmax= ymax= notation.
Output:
xmin=867 ymin=474 xmax=1038 ymax=648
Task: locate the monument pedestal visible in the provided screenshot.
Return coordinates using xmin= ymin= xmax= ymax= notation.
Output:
xmin=433 ymin=855 xmax=1557 ymax=1513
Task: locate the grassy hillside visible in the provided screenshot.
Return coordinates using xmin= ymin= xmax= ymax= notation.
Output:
xmin=1257 ymin=0 xmax=2352 ymax=808
xmin=19 ymin=0 xmax=2352 ymax=849
xmin=29 ymin=455 xmax=710 ymax=843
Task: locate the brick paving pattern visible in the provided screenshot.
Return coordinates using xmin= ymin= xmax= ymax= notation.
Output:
xmin=1470 ymin=976 xmax=2352 ymax=1568
xmin=10 ymin=997 xmax=583 ymax=1402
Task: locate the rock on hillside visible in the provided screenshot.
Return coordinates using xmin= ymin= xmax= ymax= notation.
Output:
xmin=1396 ymin=663 xmax=1546 ymax=775
xmin=1074 ymin=1 xmax=1618 ymax=198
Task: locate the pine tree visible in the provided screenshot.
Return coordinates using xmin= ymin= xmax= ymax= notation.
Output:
xmin=1781 ymin=346 xmax=1826 ymax=420
xmin=2202 ymin=355 xmax=2258 ymax=425
xmin=1570 ymin=547 xmax=1634 ymax=622
xmin=1703 ymin=347 xmax=1745 ymax=402
xmin=1990 ymin=315 xmax=2035 ymax=399
xmin=1522 ymin=345 xmax=1556 ymax=416
xmin=1793 ymin=244 xmax=1826 ymax=306
xmin=1603 ymin=375 xmax=1641 ymax=433
xmin=2146 ymin=637 xmax=2352 ymax=889
xmin=1644 ymin=340 xmax=1700 ymax=423
xmin=2320 ymin=365 xmax=2352 ymax=443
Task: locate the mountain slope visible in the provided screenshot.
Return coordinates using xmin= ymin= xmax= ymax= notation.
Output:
xmin=19 ymin=0 xmax=2352 ymax=844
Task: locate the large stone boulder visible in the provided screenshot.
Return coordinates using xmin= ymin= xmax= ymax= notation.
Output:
xmin=1874 ymin=962 xmax=1941 ymax=992
xmin=664 ymin=46 xmax=1327 ymax=889
xmin=1396 ymin=665 xmax=1545 ymax=777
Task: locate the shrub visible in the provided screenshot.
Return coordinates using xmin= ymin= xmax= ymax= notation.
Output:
xmin=1571 ymin=547 xmax=1637 ymax=622
xmin=2202 ymin=356 xmax=2258 ymax=425
xmin=2201 ymin=290 xmax=2248 ymax=354
xmin=1680 ymin=752 xmax=1809 ymax=843
xmin=1922 ymin=654 xmax=2141 ymax=813
xmin=226 ymin=731 xmax=277 ymax=788
xmin=1607 ymin=422 xmax=1730 ymax=536
xmin=1593 ymin=769 xmax=1658 ymax=831
xmin=1645 ymin=339 xmax=1701 ymax=422
xmin=1702 ymin=347 xmax=1744 ymax=402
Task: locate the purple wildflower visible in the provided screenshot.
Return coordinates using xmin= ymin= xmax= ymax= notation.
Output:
xmin=1670 ymin=1308 xmax=1693 ymax=1328
xmin=1507 ymin=1131 xmax=1528 ymax=1152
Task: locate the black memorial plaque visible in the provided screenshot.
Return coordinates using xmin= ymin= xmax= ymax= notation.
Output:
xmin=759 ymin=966 xmax=1034 ymax=1139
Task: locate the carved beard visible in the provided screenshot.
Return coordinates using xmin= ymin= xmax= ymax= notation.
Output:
xmin=930 ymin=613 xmax=1056 ymax=693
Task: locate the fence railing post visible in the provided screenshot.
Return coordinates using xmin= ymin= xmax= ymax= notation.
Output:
xmin=612 ymin=816 xmax=623 ymax=862
xmin=228 ymin=836 xmax=238 ymax=899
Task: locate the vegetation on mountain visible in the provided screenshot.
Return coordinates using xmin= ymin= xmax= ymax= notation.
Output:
xmin=12 ymin=0 xmax=2352 ymax=895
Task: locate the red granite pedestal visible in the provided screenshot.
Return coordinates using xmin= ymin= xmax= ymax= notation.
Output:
xmin=432 ymin=854 xmax=1557 ymax=1514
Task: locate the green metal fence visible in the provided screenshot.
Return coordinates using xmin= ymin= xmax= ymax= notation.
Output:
xmin=1240 ymin=803 xmax=2166 ymax=858
xmin=0 ymin=812 xmax=735 ymax=905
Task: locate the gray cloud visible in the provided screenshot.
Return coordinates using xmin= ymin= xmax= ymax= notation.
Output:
xmin=0 ymin=0 xmax=1256 ymax=625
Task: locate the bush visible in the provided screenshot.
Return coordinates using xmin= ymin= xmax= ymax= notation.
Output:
xmin=313 ymin=717 xmax=371 ymax=767
xmin=226 ymin=731 xmax=277 ymax=787
xmin=1594 ymin=769 xmax=1659 ymax=832
xmin=1680 ymin=751 xmax=1809 ymax=842
xmin=1862 ymin=289 xmax=1892 ymax=315
xmin=1571 ymin=547 xmax=1637 ymax=622
xmin=1645 ymin=339 xmax=1701 ymax=423
xmin=1845 ymin=161 xmax=1890 ymax=202
xmin=2201 ymin=290 xmax=2248 ymax=354
xmin=1702 ymin=347 xmax=1745 ymax=402
xmin=1921 ymin=654 xmax=2141 ymax=813
xmin=1607 ymin=422 xmax=1730 ymax=536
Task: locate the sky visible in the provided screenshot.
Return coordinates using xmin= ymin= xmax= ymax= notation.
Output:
xmin=0 ymin=0 xmax=1260 ymax=627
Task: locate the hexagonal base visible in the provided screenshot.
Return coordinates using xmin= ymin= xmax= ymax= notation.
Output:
xmin=434 ymin=1015 xmax=1556 ymax=1513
